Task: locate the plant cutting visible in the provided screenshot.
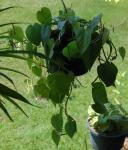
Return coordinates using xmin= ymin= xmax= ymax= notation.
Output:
xmin=2 ymin=0 xmax=126 ymax=148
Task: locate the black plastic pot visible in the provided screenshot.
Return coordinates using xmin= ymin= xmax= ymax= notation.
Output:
xmin=88 ymin=122 xmax=128 ymax=150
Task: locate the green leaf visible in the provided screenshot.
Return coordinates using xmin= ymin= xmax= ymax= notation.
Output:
xmin=0 ymin=72 xmax=16 ymax=90
xmin=36 ymin=7 xmax=52 ymax=24
xmin=66 ymin=8 xmax=75 ymax=17
xmin=0 ymin=22 xmax=23 ymax=28
xmin=82 ymin=32 xmax=102 ymax=70
xmin=49 ymin=90 xmax=65 ymax=104
xmin=92 ymin=82 xmax=108 ymax=114
xmin=51 ymin=113 xmax=63 ymax=132
xmin=0 ymin=100 xmax=13 ymax=121
xmin=41 ymin=24 xmax=51 ymax=43
xmin=0 ymin=6 xmax=16 ymax=12
xmin=88 ymin=14 xmax=102 ymax=33
xmin=26 ymin=23 xmax=41 ymax=46
xmin=92 ymin=82 xmax=108 ymax=104
xmin=62 ymin=41 xmax=80 ymax=58
xmin=97 ymin=62 xmax=118 ymax=87
xmin=118 ymin=47 xmax=126 ymax=61
xmin=74 ymin=14 xmax=102 ymax=55
xmin=47 ymin=71 xmax=74 ymax=95
xmin=0 ymin=83 xmax=32 ymax=105
xmin=3 ymin=96 xmax=28 ymax=117
xmin=9 ymin=26 xmax=24 ymax=42
xmin=74 ymin=27 xmax=92 ymax=55
xmin=0 ymin=50 xmax=48 ymax=61
xmin=52 ymin=130 xmax=60 ymax=146
xmin=31 ymin=65 xmax=42 ymax=77
xmin=34 ymin=78 xmax=49 ymax=98
xmin=47 ymin=39 xmax=54 ymax=58
xmin=65 ymin=115 xmax=77 ymax=138
xmin=0 ymin=67 xmax=28 ymax=77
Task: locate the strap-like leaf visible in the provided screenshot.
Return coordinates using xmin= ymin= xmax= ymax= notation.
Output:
xmin=0 ymin=67 xmax=28 ymax=77
xmin=0 ymin=50 xmax=48 ymax=60
xmin=0 ymin=100 xmax=13 ymax=121
xmin=3 ymin=96 xmax=28 ymax=117
xmin=0 ymin=6 xmax=19 ymax=12
xmin=0 ymin=83 xmax=32 ymax=105
xmin=0 ymin=22 xmax=27 ymax=28
xmin=0 ymin=72 xmax=16 ymax=90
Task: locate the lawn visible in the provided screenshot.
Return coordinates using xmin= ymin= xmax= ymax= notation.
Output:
xmin=0 ymin=0 xmax=128 ymax=149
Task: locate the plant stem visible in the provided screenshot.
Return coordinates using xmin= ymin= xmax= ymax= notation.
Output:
xmin=65 ymin=85 xmax=72 ymax=117
xmin=102 ymin=47 xmax=108 ymax=61
xmin=61 ymin=0 xmax=67 ymax=13
xmin=92 ymin=76 xmax=98 ymax=85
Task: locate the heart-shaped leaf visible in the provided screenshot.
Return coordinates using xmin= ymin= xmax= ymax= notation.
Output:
xmin=36 ymin=7 xmax=52 ymax=24
xmin=51 ymin=113 xmax=63 ymax=132
xmin=9 ymin=26 xmax=24 ymax=42
xmin=26 ymin=23 xmax=41 ymax=46
xmin=47 ymin=71 xmax=74 ymax=95
xmin=65 ymin=115 xmax=77 ymax=138
xmin=62 ymin=41 xmax=80 ymax=58
xmin=92 ymin=82 xmax=108 ymax=114
xmin=118 ymin=47 xmax=126 ymax=61
xmin=97 ymin=62 xmax=118 ymax=87
xmin=52 ymin=130 xmax=60 ymax=146
xmin=34 ymin=78 xmax=49 ymax=98
xmin=31 ymin=65 xmax=42 ymax=77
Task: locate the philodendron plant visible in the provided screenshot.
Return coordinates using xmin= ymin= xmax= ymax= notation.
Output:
xmin=2 ymin=0 xmax=126 ymax=146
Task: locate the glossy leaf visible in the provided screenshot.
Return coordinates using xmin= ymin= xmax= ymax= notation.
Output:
xmin=82 ymin=32 xmax=102 ymax=70
xmin=65 ymin=115 xmax=77 ymax=138
xmin=92 ymin=82 xmax=108 ymax=114
xmin=51 ymin=113 xmax=63 ymax=132
xmin=41 ymin=24 xmax=51 ymax=43
xmin=9 ymin=26 xmax=24 ymax=42
xmin=62 ymin=40 xmax=80 ymax=58
xmin=31 ymin=65 xmax=42 ymax=77
xmin=88 ymin=14 xmax=102 ymax=33
xmin=26 ymin=23 xmax=41 ymax=46
xmin=36 ymin=7 xmax=52 ymax=24
xmin=52 ymin=130 xmax=60 ymax=146
xmin=47 ymin=71 xmax=74 ymax=95
xmin=49 ymin=90 xmax=65 ymax=104
xmin=97 ymin=62 xmax=118 ymax=87
xmin=118 ymin=47 xmax=126 ymax=61
xmin=34 ymin=78 xmax=49 ymax=98
xmin=74 ymin=27 xmax=91 ymax=55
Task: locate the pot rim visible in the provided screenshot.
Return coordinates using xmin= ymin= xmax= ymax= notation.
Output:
xmin=87 ymin=119 xmax=128 ymax=138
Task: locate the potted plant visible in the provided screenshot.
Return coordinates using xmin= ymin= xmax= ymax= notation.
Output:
xmin=3 ymin=0 xmax=126 ymax=148
xmin=88 ymin=81 xmax=128 ymax=150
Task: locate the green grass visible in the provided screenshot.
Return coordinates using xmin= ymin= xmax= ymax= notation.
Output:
xmin=0 ymin=0 xmax=128 ymax=149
